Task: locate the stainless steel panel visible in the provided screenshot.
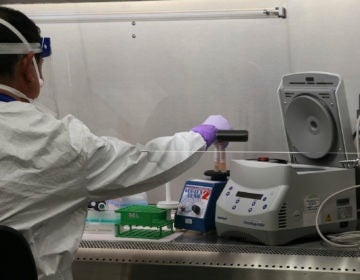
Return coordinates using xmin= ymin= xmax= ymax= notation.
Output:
xmin=73 ymin=235 xmax=360 ymax=280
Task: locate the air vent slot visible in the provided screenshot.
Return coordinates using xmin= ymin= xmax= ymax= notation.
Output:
xmin=278 ymin=203 xmax=287 ymax=228
xmin=316 ymin=82 xmax=334 ymax=85
xmin=319 ymin=93 xmax=330 ymax=99
xmin=289 ymin=82 xmax=334 ymax=85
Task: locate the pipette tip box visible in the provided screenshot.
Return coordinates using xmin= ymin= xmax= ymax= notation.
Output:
xmin=114 ymin=205 xmax=174 ymax=239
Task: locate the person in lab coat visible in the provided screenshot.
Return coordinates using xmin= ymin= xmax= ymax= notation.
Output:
xmin=0 ymin=6 xmax=232 ymax=280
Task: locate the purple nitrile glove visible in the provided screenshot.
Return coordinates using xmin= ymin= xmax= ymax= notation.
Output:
xmin=202 ymin=115 xmax=232 ymax=130
xmin=191 ymin=124 xmax=218 ymax=148
xmin=191 ymin=115 xmax=232 ymax=148
xmin=203 ymin=115 xmax=232 ymax=147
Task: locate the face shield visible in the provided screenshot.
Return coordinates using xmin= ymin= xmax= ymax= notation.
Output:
xmin=35 ymin=36 xmax=60 ymax=118
xmin=0 ymin=18 xmax=59 ymax=117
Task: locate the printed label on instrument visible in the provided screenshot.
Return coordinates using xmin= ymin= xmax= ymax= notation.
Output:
xmin=337 ymin=206 xmax=353 ymax=220
xmin=303 ymin=211 xmax=316 ymax=227
xmin=177 ymin=185 xmax=212 ymax=218
xmin=303 ymin=195 xmax=320 ymax=227
xmin=304 ymin=195 xmax=320 ymax=211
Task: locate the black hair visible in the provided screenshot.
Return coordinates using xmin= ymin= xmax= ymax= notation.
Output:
xmin=0 ymin=6 xmax=41 ymax=78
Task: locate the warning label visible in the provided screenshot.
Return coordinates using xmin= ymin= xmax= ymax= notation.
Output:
xmin=325 ymin=214 xmax=332 ymax=222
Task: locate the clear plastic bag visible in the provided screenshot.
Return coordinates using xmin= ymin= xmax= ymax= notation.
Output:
xmin=106 ymin=192 xmax=148 ymax=210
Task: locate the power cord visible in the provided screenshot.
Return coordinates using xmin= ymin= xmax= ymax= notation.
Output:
xmin=315 ymin=184 xmax=360 ymax=247
xmin=356 ymin=114 xmax=360 ymax=159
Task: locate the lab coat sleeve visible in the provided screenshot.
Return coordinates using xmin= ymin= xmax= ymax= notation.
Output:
xmin=64 ymin=115 xmax=206 ymax=201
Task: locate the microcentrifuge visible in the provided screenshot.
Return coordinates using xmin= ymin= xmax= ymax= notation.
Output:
xmin=215 ymin=72 xmax=358 ymax=245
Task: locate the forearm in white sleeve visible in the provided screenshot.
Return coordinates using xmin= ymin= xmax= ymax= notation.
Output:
xmin=72 ymin=120 xmax=206 ymax=201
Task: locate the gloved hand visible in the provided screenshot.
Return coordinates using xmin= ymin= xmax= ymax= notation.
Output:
xmin=191 ymin=115 xmax=232 ymax=148
xmin=203 ymin=115 xmax=232 ymax=130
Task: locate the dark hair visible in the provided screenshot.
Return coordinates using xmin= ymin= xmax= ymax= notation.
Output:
xmin=0 ymin=6 xmax=41 ymax=78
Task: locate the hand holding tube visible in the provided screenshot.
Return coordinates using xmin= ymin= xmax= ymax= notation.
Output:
xmin=191 ymin=115 xmax=232 ymax=148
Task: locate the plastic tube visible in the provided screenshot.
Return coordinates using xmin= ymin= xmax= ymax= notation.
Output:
xmin=214 ymin=142 xmax=226 ymax=172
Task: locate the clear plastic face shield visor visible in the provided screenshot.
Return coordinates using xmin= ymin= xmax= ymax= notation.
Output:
xmin=0 ymin=18 xmax=58 ymax=116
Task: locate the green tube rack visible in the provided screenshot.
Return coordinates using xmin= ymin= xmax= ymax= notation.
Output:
xmin=114 ymin=205 xmax=174 ymax=239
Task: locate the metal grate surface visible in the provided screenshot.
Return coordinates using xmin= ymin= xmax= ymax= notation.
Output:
xmin=80 ymin=240 xmax=360 ymax=258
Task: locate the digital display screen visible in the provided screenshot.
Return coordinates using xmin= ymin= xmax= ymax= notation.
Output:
xmin=236 ymin=191 xmax=263 ymax=200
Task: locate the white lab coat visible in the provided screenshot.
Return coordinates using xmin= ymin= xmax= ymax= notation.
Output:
xmin=0 ymin=101 xmax=206 ymax=279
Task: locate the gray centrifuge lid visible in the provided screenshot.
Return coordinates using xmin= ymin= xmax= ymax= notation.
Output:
xmin=278 ymin=72 xmax=355 ymax=167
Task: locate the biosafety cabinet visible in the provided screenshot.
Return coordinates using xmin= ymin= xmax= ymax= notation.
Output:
xmin=75 ymin=72 xmax=360 ymax=280
xmin=73 ymin=73 xmax=360 ymax=280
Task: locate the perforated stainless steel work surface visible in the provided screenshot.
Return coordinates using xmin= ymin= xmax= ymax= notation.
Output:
xmin=79 ymin=239 xmax=360 ymax=257
xmin=73 ymin=233 xmax=360 ymax=280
